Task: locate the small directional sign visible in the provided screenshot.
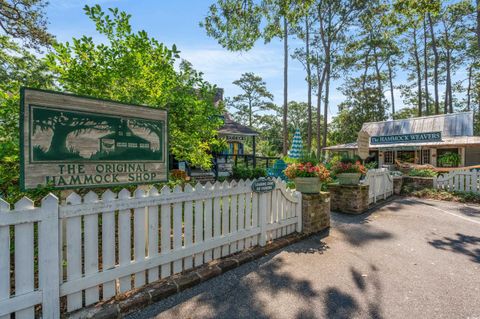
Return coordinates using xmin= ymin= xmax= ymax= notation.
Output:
xmin=251 ymin=177 xmax=276 ymax=193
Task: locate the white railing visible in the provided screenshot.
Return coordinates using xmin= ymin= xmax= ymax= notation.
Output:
xmin=0 ymin=178 xmax=301 ymax=318
xmin=434 ymin=169 xmax=480 ymax=193
xmin=362 ymin=168 xmax=394 ymax=204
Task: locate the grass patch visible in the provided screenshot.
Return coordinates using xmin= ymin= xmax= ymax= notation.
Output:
xmin=408 ymin=168 xmax=437 ymax=177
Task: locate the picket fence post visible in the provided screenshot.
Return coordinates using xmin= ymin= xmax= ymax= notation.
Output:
xmin=258 ymin=191 xmax=267 ymax=246
xmin=39 ymin=194 xmax=61 ymax=318
xmin=295 ymin=191 xmax=302 ymax=233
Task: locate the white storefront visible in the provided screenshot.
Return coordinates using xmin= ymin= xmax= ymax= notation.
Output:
xmin=324 ymin=112 xmax=480 ymax=168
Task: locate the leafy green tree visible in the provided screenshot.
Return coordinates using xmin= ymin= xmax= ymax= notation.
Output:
xmin=317 ymin=0 xmax=366 ymax=151
xmin=0 ymin=36 xmax=54 ymax=157
xmin=0 ymin=0 xmax=53 ymax=49
xmin=329 ymin=78 xmax=388 ymax=145
xmin=47 ymin=5 xmax=224 ymax=169
xmin=228 ymin=72 xmax=274 ymax=127
xmin=202 ymin=0 xmax=313 ymax=155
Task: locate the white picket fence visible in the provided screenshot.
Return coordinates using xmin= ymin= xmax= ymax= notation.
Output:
xmin=0 ymin=178 xmax=301 ymax=318
xmin=434 ymin=169 xmax=480 ymax=193
xmin=362 ymin=168 xmax=394 ymax=204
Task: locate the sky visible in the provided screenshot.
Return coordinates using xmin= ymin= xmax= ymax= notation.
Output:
xmin=45 ymin=0 xmax=408 ymax=121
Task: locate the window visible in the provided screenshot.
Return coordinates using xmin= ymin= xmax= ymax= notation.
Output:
xmin=127 ymin=143 xmax=137 ymax=148
xmin=139 ymin=143 xmax=149 ymax=148
xmin=116 ymin=142 xmax=127 ymax=147
xmin=126 ymin=132 xmax=132 ymax=136
xmin=384 ymin=151 xmax=394 ymax=164
xmin=422 ymin=149 xmax=431 ymax=164
xmin=397 ymin=151 xmax=415 ymax=163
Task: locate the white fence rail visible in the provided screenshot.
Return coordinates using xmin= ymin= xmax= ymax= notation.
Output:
xmin=362 ymin=168 xmax=394 ymax=204
xmin=0 ymin=178 xmax=301 ymax=318
xmin=434 ymin=169 xmax=480 ymax=193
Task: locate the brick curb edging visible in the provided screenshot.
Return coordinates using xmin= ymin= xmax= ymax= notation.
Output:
xmin=66 ymin=232 xmax=314 ymax=319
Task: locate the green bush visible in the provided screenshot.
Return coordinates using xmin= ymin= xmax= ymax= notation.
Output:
xmin=408 ymin=168 xmax=437 ymax=177
xmin=437 ymin=152 xmax=461 ymax=167
xmin=232 ymin=166 xmax=266 ymax=180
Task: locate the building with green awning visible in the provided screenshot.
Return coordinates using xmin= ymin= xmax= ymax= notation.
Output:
xmin=323 ymin=112 xmax=480 ymax=168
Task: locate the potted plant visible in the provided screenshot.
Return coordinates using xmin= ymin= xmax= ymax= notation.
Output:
xmin=437 ymin=152 xmax=460 ymax=167
xmin=284 ymin=162 xmax=330 ymax=193
xmin=331 ymin=161 xmax=367 ymax=185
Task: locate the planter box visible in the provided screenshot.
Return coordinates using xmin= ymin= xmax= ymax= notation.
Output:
xmin=402 ymin=176 xmax=434 ymax=192
xmin=327 ymin=184 xmax=369 ymax=214
xmin=294 ymin=177 xmax=321 ymax=194
xmin=336 ymin=173 xmax=362 ymax=185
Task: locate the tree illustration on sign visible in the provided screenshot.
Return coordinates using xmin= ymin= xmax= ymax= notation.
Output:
xmin=32 ymin=108 xmax=117 ymax=160
xmin=130 ymin=119 xmax=163 ymax=148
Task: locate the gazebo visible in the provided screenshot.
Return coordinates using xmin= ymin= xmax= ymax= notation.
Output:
xmin=217 ymin=112 xmax=259 ymax=163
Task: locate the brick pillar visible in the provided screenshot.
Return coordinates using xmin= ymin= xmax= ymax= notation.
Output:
xmin=327 ymin=184 xmax=369 ymax=214
xmin=301 ymin=192 xmax=330 ymax=234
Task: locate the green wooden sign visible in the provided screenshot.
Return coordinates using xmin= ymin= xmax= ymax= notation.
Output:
xmin=20 ymin=88 xmax=168 ymax=190
xmin=251 ymin=177 xmax=276 ymax=193
xmin=370 ymin=132 xmax=442 ymax=145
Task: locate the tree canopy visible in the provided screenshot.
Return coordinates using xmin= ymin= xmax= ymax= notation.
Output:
xmin=47 ymin=5 xmax=225 ymax=169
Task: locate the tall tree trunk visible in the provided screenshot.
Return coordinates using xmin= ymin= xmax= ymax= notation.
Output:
xmin=316 ymin=66 xmax=326 ymax=160
xmin=423 ymin=16 xmax=430 ymax=115
xmin=373 ymin=46 xmax=383 ymax=121
xmin=413 ymin=27 xmax=423 ymax=117
xmin=306 ymin=16 xmax=312 ymax=152
xmin=467 ymin=64 xmax=473 ymax=111
xmin=323 ymin=54 xmax=330 ymax=151
xmin=248 ymin=99 xmax=252 ymax=127
xmin=443 ymin=21 xmax=453 ymax=113
xmin=282 ymin=17 xmax=289 ymax=155
xmin=446 ymin=49 xmax=453 ymax=113
xmin=387 ymin=59 xmax=395 ymax=117
xmin=477 ymin=0 xmax=480 ymax=50
xmin=428 ymin=13 xmax=440 ymax=114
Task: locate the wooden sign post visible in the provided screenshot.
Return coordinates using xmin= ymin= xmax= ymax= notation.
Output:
xmin=20 ymin=88 xmax=168 ymax=190
xmin=357 ymin=130 xmax=370 ymax=161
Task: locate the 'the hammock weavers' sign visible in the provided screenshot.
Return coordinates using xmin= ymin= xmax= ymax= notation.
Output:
xmin=20 ymin=88 xmax=168 ymax=190
xmin=370 ymin=132 xmax=442 ymax=145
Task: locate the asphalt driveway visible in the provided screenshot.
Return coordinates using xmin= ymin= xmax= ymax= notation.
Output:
xmin=127 ymin=197 xmax=480 ymax=319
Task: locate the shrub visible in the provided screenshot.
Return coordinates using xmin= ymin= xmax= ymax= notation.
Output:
xmin=437 ymin=152 xmax=461 ymax=167
xmin=364 ymin=161 xmax=378 ymax=170
xmin=408 ymin=169 xmax=436 ymax=177
xmin=405 ymin=187 xmax=480 ymax=204
xmin=231 ymin=166 xmax=266 ymax=180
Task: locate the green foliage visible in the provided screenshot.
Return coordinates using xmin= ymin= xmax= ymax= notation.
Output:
xmin=47 ymin=5 xmax=223 ymax=169
xmin=0 ymin=35 xmax=55 ymax=203
xmin=0 ymin=153 xmax=57 ymax=204
xmin=228 ymin=72 xmax=274 ymax=127
xmin=364 ymin=161 xmax=378 ymax=170
xmin=437 ymin=152 xmax=461 ymax=167
xmin=408 ymin=168 xmax=437 ymax=177
xmin=329 ymin=79 xmax=388 ymax=145
xmin=232 ymin=166 xmax=267 ymax=180
xmin=405 ymin=187 xmax=480 ymax=204
xmin=0 ymin=0 xmax=53 ymax=49
xmin=201 ymin=0 xmax=263 ymax=51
